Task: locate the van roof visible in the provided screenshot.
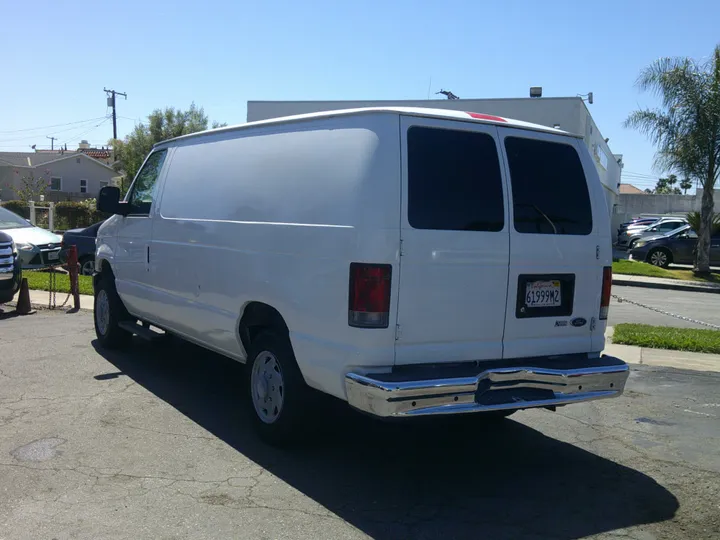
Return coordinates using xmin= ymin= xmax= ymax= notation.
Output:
xmin=155 ymin=106 xmax=581 ymax=148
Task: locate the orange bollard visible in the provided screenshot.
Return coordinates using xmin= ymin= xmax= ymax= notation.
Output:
xmin=15 ymin=277 xmax=36 ymax=315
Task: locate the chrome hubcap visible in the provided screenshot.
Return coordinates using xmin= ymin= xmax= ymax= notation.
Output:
xmin=650 ymin=251 xmax=667 ymax=266
xmin=81 ymin=260 xmax=94 ymax=275
xmin=251 ymin=351 xmax=284 ymax=424
xmin=96 ymin=290 xmax=110 ymax=336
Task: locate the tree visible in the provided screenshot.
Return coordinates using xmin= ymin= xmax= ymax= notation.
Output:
xmin=624 ymin=45 xmax=720 ymax=275
xmin=652 ymin=175 xmax=682 ymax=194
xmin=16 ymin=170 xmax=49 ymax=203
xmin=680 ymin=176 xmax=693 ymax=194
xmin=112 ymin=103 xmax=226 ymax=193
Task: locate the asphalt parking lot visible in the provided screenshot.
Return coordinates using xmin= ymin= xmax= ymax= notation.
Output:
xmin=1 ymin=311 xmax=719 ymax=539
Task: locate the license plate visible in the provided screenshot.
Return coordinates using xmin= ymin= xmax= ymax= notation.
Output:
xmin=47 ymin=251 xmax=59 ymax=261
xmin=525 ymin=280 xmax=561 ymax=307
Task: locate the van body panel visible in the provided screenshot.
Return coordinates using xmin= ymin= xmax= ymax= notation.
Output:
xmin=394 ymin=116 xmax=511 ymax=365
xmin=111 ymin=148 xmax=174 ymax=320
xmin=147 ymin=114 xmax=401 ymax=398
xmin=497 ymin=128 xmax=602 ymax=359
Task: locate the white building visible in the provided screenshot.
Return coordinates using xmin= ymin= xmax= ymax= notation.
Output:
xmin=247 ymin=97 xmax=621 ymax=213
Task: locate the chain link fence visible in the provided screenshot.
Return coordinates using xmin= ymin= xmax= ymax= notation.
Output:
xmin=612 ymin=293 xmax=720 ymax=330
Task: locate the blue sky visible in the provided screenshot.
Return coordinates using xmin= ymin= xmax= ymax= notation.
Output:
xmin=1 ymin=0 xmax=718 ymax=192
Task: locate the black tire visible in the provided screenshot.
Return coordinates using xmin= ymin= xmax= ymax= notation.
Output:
xmin=94 ymin=273 xmax=132 ymax=349
xmin=79 ymin=256 xmax=95 ymax=276
xmin=647 ymin=248 xmax=671 ymax=268
xmin=246 ymin=331 xmax=312 ymax=445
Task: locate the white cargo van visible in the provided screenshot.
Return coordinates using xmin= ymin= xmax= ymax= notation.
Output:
xmin=94 ymin=107 xmax=628 ymax=442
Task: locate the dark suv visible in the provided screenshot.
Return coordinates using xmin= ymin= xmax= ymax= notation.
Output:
xmin=629 ymin=224 xmax=720 ymax=268
xmin=61 ymin=221 xmax=104 ymax=275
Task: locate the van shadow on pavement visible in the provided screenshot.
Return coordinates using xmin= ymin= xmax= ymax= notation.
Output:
xmin=93 ymin=338 xmax=678 ymax=540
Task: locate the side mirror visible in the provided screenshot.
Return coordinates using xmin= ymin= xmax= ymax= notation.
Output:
xmin=97 ymin=186 xmax=128 ymax=216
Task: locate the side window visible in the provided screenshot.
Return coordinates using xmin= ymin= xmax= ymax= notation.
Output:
xmin=407 ymin=127 xmax=504 ymax=232
xmin=505 ymin=137 xmax=593 ymax=235
xmin=127 ymin=150 xmax=168 ymax=215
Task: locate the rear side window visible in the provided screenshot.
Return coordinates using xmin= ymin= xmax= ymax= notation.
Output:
xmin=408 ymin=127 xmax=504 ymax=232
xmin=505 ymin=137 xmax=593 ymax=235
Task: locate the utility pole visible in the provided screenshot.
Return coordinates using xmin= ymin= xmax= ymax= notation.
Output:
xmin=104 ymin=87 xmax=127 ymax=141
xmin=46 ymin=136 xmax=57 ymax=150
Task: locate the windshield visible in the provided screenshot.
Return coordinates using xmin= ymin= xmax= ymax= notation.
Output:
xmin=0 ymin=206 xmax=32 ymax=229
xmin=667 ymin=224 xmax=694 ymax=238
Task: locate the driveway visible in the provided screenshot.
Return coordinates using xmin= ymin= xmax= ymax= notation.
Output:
xmin=610 ymin=285 xmax=720 ymax=329
xmin=0 ymin=311 xmax=718 ymax=539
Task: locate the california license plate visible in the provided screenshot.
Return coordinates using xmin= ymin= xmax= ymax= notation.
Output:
xmin=47 ymin=251 xmax=59 ymax=261
xmin=525 ymin=280 xmax=561 ymax=307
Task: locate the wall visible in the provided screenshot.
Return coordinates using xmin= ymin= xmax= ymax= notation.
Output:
xmin=41 ymin=155 xmax=115 ymax=197
xmin=0 ymin=167 xmax=18 ymax=200
xmin=611 ymin=193 xmax=720 ymax=240
xmin=246 ymin=97 xmax=619 ymax=212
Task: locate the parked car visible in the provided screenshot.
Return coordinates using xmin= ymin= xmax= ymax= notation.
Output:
xmin=617 ymin=217 xmax=657 ymax=238
xmin=630 ymin=224 xmax=720 ymax=268
xmin=0 ymin=206 xmax=62 ymax=268
xmin=62 ymin=221 xmax=105 ymax=275
xmin=0 ymin=231 xmax=22 ymax=304
xmin=616 ymin=217 xmax=688 ymax=249
xmin=93 ymin=107 xmax=628 ymax=443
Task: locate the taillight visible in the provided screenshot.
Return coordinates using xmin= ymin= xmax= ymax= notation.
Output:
xmin=600 ymin=266 xmax=612 ymax=320
xmin=348 ymin=263 xmax=392 ymax=328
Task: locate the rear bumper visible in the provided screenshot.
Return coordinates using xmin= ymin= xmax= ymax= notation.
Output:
xmin=345 ymin=354 xmax=629 ymax=418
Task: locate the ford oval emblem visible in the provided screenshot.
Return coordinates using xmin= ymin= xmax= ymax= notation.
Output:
xmin=571 ymin=317 xmax=587 ymax=328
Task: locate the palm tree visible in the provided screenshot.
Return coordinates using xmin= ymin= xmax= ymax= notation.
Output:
xmin=625 ymin=45 xmax=720 ymax=275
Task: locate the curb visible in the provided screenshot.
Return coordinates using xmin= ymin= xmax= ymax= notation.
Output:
xmin=3 ymin=300 xmax=92 ymax=313
xmin=612 ymin=278 xmax=720 ymax=294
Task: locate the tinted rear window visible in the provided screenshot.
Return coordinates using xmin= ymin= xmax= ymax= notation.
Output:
xmin=407 ymin=127 xmax=504 ymax=232
xmin=505 ymin=137 xmax=593 ymax=235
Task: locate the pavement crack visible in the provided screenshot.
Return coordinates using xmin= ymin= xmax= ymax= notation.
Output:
xmin=98 ymin=419 xmax=217 ymax=441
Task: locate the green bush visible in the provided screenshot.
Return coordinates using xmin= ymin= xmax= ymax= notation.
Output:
xmin=0 ymin=200 xmax=30 ymax=218
xmin=55 ymin=201 xmax=107 ymax=229
xmin=1 ymin=200 xmax=106 ymax=230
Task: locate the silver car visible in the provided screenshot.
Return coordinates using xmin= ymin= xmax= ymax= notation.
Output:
xmin=0 ymin=206 xmax=63 ymax=269
xmin=617 ymin=217 xmax=688 ymax=250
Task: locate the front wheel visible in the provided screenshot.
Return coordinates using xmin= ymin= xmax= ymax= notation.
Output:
xmin=94 ymin=275 xmax=132 ymax=349
xmin=247 ymin=332 xmax=312 ymax=445
xmin=648 ymin=248 xmax=671 ymax=268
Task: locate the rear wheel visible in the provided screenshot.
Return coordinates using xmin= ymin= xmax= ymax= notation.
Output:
xmin=648 ymin=248 xmax=671 ymax=268
xmin=79 ymin=256 xmax=95 ymax=276
xmin=247 ymin=332 xmax=312 ymax=445
xmin=94 ymin=274 xmax=132 ymax=349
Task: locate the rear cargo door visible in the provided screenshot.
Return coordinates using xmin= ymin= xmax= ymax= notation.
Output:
xmin=498 ymin=129 xmax=599 ymax=358
xmin=395 ymin=116 xmax=510 ymax=365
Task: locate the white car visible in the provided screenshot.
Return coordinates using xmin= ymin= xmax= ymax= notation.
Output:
xmin=94 ymin=107 xmax=628 ymax=443
xmin=0 ymin=206 xmax=63 ymax=268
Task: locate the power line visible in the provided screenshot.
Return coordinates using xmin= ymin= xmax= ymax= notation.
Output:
xmin=61 ymin=117 xmax=111 ymax=146
xmin=0 ymin=117 xmax=111 ymax=143
xmin=0 ymin=116 xmax=108 ymax=134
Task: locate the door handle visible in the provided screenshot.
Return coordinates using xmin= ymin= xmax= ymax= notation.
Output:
xmin=146 ymin=245 xmax=150 ymax=264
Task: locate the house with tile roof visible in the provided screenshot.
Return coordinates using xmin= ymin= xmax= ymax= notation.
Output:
xmin=0 ymin=151 xmax=118 ymax=202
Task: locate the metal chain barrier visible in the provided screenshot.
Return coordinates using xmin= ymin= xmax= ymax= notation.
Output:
xmin=612 ymin=293 xmax=720 ymax=330
xmin=39 ymin=266 xmax=71 ymax=310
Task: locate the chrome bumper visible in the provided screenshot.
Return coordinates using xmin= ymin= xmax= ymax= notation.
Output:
xmin=345 ymin=355 xmax=629 ymax=417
